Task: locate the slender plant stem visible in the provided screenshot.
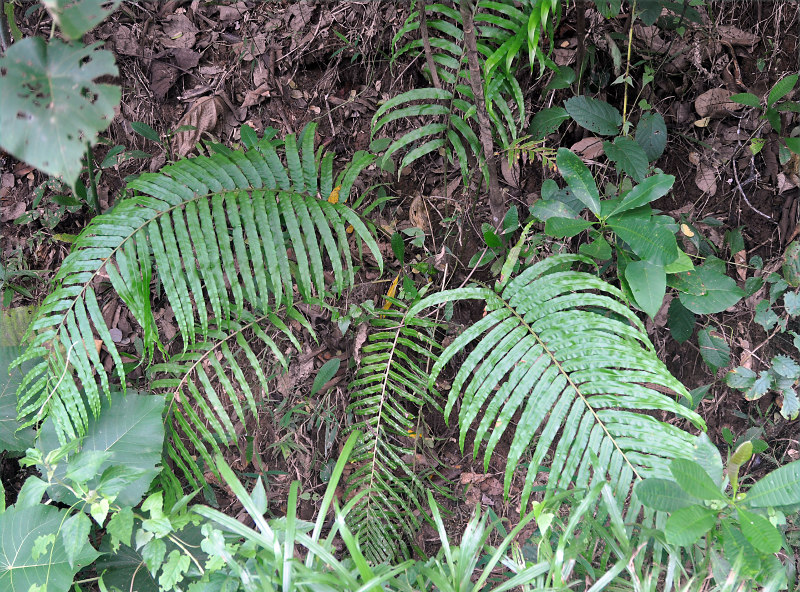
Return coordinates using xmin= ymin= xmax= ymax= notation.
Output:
xmin=621 ymin=0 xmax=637 ymax=132
xmin=458 ymin=0 xmax=504 ymax=227
xmin=85 ymin=143 xmax=101 ymax=213
xmin=0 ymin=2 xmax=12 ymax=53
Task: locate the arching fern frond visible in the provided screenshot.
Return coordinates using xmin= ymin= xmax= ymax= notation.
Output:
xmin=151 ymin=308 xmax=309 ymax=494
xmin=408 ymin=254 xmax=706 ymax=511
xmin=14 ymin=122 xmax=383 ymax=445
xmin=344 ymin=305 xmax=444 ymax=564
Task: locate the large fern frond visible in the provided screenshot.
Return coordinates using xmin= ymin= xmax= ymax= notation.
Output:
xmin=14 ymin=123 xmax=383 ymax=445
xmin=344 ymin=306 xmax=444 ymax=564
xmin=375 ymin=1 xmax=550 ymax=183
xmin=408 ymin=254 xmax=706 ymax=511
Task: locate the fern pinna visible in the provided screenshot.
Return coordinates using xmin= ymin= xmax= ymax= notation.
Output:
xmin=408 ymin=254 xmax=706 ymax=512
xmin=13 ymin=122 xmax=383 ymax=491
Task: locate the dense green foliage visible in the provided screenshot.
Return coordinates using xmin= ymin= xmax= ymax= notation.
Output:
xmin=1 ymin=1 xmax=799 ymax=591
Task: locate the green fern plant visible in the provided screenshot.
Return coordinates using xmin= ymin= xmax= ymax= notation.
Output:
xmin=408 ymin=253 xmax=707 ymax=512
xmin=13 ymin=122 xmax=384 ymax=489
xmin=373 ymin=0 xmax=557 ymax=185
xmin=344 ymin=305 xmax=444 ymax=564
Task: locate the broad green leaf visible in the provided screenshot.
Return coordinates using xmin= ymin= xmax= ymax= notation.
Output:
xmin=743 ymin=460 xmax=800 ymax=508
xmin=579 ymin=236 xmax=612 ymax=260
xmin=607 ymin=173 xmax=675 ymax=217
xmin=674 ymin=243 xmax=699 ymax=268
xmin=529 ymin=106 xmax=569 ymax=139
xmin=544 ymin=217 xmax=595 ymax=238
xmin=530 ymin=199 xmax=578 ymax=222
xmin=784 ymin=291 xmax=800 ymax=316
xmin=42 ymin=0 xmax=122 ymax=40
xmin=786 ymin=137 xmax=800 ymax=155
xmin=37 ymin=392 xmax=164 ymax=507
xmin=764 ymin=107 xmax=781 ymax=132
xmin=609 ymin=212 xmax=678 ymax=265
xmin=95 ymin=544 xmax=159 ymax=592
xmin=0 ymin=38 xmax=120 ymax=189
xmin=730 ymin=441 xmax=754 ymax=466
xmin=625 ymin=260 xmax=665 ymax=319
xmin=556 ymin=148 xmax=600 ymax=214
xmin=697 ymin=328 xmax=730 ymax=371
xmin=725 ymin=366 xmax=757 ymax=389
xmin=721 ymin=521 xmax=762 ymax=575
xmin=310 ymin=358 xmax=341 ymax=396
xmin=730 ymin=92 xmax=761 ymax=108
xmin=635 ymin=111 xmax=667 ymax=162
xmin=635 ymin=478 xmax=697 ymax=512
xmin=771 ymin=354 xmax=800 ymax=379
xmin=391 ymin=232 xmax=405 ymax=265
xmin=665 ymin=505 xmax=717 ymax=546
xmin=130 ymin=121 xmax=161 ymax=144
xmin=692 ymin=432 xmax=724 ymax=486
xmin=677 ymin=265 xmax=744 ymax=314
xmin=106 ymin=507 xmax=134 ymax=553
xmin=737 ymin=508 xmax=782 ymax=554
xmin=604 ymin=137 xmax=649 ymax=183
xmin=142 ymin=539 xmax=167 ymax=578
xmin=779 ymin=387 xmax=799 ymax=419
xmin=564 ymin=95 xmax=622 ymax=136
xmin=767 ymin=74 xmax=798 ymax=107
xmin=667 ymin=298 xmax=694 ymax=343
xmin=61 ymin=512 xmax=92 ymax=568
xmin=159 ymin=550 xmax=190 ymax=590
xmin=0 ymin=504 xmax=99 ymax=592
xmin=670 ymin=458 xmax=726 ymax=501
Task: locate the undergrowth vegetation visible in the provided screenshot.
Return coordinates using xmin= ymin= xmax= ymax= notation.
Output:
xmin=0 ymin=1 xmax=798 ymax=591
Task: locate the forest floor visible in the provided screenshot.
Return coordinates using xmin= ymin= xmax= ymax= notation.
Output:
xmin=1 ymin=0 xmax=799 ymax=558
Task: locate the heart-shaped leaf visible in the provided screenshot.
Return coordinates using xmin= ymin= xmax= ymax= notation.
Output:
xmin=0 ymin=38 xmax=120 ymax=189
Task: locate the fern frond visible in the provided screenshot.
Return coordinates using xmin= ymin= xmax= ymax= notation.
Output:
xmin=344 ymin=306 xmax=444 ymax=564
xmin=376 ymin=1 xmax=536 ymax=186
xmin=15 ymin=123 xmax=383 ymax=444
xmin=408 ymin=254 xmax=706 ymax=511
xmin=151 ymin=309 xmax=303 ymax=489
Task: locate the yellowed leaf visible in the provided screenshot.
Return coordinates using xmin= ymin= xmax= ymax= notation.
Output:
xmin=382 ymin=274 xmax=400 ymax=311
xmin=680 ymin=223 xmax=694 ymax=237
xmin=327 ymin=185 xmax=341 ymax=204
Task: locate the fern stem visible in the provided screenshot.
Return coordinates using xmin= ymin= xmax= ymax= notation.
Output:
xmin=459 ymin=0 xmax=505 ymax=227
xmin=621 ymin=0 xmax=637 ymax=132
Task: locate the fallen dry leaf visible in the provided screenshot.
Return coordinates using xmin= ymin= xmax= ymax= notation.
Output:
xmin=172 ymin=96 xmax=225 ymax=157
xmin=695 ymin=88 xmax=743 ymax=119
xmin=717 ymin=25 xmax=759 ymax=48
xmin=695 ymin=162 xmax=717 ymax=196
xmin=570 ymin=136 xmax=604 ymax=159
xmin=734 ymin=250 xmax=747 ymax=281
xmin=159 ymin=13 xmax=198 ymax=50
xmin=500 ymin=157 xmax=521 ymax=188
xmin=409 ymin=194 xmax=432 ymax=235
xmin=0 ymin=200 xmax=26 ymax=222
